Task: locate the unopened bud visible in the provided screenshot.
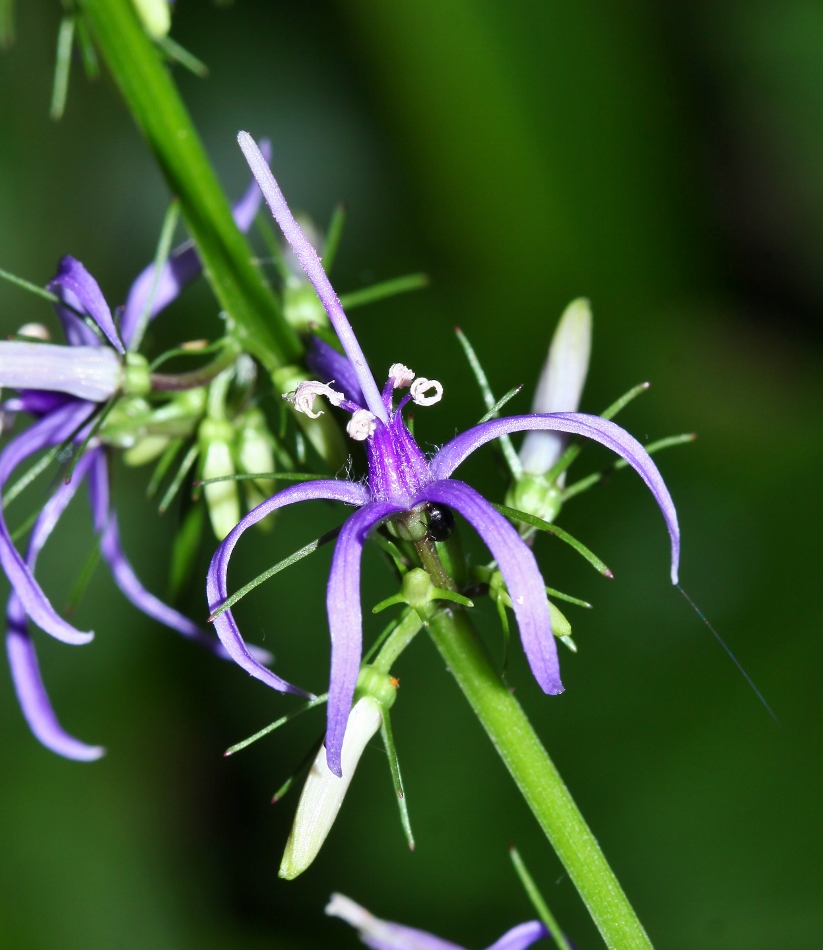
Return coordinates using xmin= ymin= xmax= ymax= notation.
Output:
xmin=279 ymin=697 xmax=383 ymax=880
xmin=131 ymin=0 xmax=171 ymax=38
xmin=17 ymin=323 xmax=51 ymax=342
xmin=199 ymin=418 xmax=240 ymax=540
xmin=236 ymin=407 xmax=275 ymax=509
xmin=519 ymin=298 xmax=592 ymax=477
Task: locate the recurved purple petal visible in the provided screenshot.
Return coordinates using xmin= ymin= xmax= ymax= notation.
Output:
xmin=0 ymin=402 xmax=97 ymax=644
xmin=5 ymin=449 xmax=103 ymax=760
xmin=430 ymin=413 xmax=680 ymax=584
xmin=325 ymin=500 xmax=404 ymax=777
xmin=237 ymin=132 xmax=388 ymax=423
xmin=48 ymin=256 xmax=124 ymax=354
xmin=485 ymin=922 xmax=551 ymax=950
xmin=6 ymin=626 xmax=105 ymax=761
xmin=119 ymin=140 xmax=272 ymax=346
xmin=306 ymin=335 xmax=365 ymax=406
xmin=325 ymin=893 xmax=466 ymax=950
xmin=207 ymin=479 xmax=370 ymax=695
xmin=418 ymin=479 xmax=561 ymax=696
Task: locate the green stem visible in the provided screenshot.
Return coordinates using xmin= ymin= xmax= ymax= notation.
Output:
xmin=79 ymin=0 xmax=301 ymax=372
xmin=427 ymin=608 xmax=654 ymax=950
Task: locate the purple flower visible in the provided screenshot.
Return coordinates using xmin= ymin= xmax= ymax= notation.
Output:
xmin=1 ymin=156 xmax=271 ymax=759
xmin=206 ymin=133 xmax=680 ymax=778
xmin=325 ymin=893 xmax=552 ymax=950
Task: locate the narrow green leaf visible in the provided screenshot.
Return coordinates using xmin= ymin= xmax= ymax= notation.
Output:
xmin=129 ymin=198 xmax=181 ymax=352
xmin=601 ymin=381 xmax=650 ymax=421
xmin=271 ymin=736 xmax=324 ymax=804
xmin=168 ymin=501 xmax=204 ymax=600
xmin=158 ymin=443 xmax=198 ymax=513
xmin=380 ymin=708 xmax=414 ymax=851
xmin=509 ymin=847 xmax=574 ymax=950
xmin=208 ymin=526 xmax=341 ymax=620
xmin=50 ymin=16 xmax=75 ymax=121
xmin=562 ymin=433 xmax=696 ymax=503
xmin=195 ymin=470 xmax=323 ymax=487
xmin=224 ymin=694 xmax=328 ymax=756
xmin=149 ymin=338 xmax=225 ymax=372
xmin=0 ymin=0 xmax=15 ymax=49
xmin=496 ymin=595 xmax=511 ymax=678
xmin=82 ymin=0 xmax=301 ymax=371
xmin=362 ymin=613 xmax=404 ymax=665
xmin=9 ymin=508 xmax=40 ymax=544
xmin=338 ymin=273 xmax=428 ymax=310
xmin=455 ymin=327 xmax=521 ymax=477
xmin=477 ymin=385 xmax=522 ymax=424
xmin=545 ymin=586 xmax=592 ymax=609
xmin=155 ymin=34 xmax=209 ymax=78
xmin=66 ymin=543 xmax=102 ymax=613
xmin=74 ymin=15 xmax=100 ymax=79
xmin=372 ymin=532 xmax=409 ymax=576
xmin=322 ymin=203 xmax=347 ymax=273
xmin=147 ymin=438 xmax=183 ymax=498
xmin=491 ymin=503 xmax=613 ymax=578
xmin=63 ymin=398 xmax=116 ymax=486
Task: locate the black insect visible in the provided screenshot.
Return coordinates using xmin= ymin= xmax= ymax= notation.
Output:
xmin=426 ymin=502 xmax=455 ymax=542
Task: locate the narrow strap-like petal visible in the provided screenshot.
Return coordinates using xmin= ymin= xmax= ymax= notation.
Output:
xmin=48 ymin=256 xmax=124 ymax=354
xmin=6 ymin=626 xmax=105 ymax=761
xmin=207 ymin=479 xmax=370 ymax=695
xmin=306 ymin=335 xmax=365 ymax=406
xmin=431 ymin=413 xmax=680 ymax=583
xmin=0 ymin=341 xmax=122 ymax=402
xmin=325 ymin=500 xmax=404 ymax=777
xmin=119 ymin=140 xmax=272 ymax=346
xmin=325 ymin=893 xmax=466 ymax=950
xmin=485 ymin=922 xmax=551 ymax=950
xmin=237 ymin=132 xmax=388 ymax=423
xmin=5 ymin=449 xmax=103 ymax=760
xmin=0 ymin=402 xmax=97 ymax=644
xmin=417 ymin=480 xmax=561 ymax=696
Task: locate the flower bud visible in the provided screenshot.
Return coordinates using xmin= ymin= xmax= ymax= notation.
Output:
xmin=279 ymin=696 xmax=383 ymax=880
xmin=0 ymin=341 xmax=122 ymax=402
xmin=131 ymin=0 xmax=171 ymax=38
xmin=518 ymin=298 xmax=592 ymax=477
xmin=236 ymin=407 xmax=276 ymax=509
xmin=199 ymin=418 xmax=240 ymax=541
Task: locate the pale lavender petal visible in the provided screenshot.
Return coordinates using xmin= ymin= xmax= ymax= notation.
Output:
xmin=325 ymin=894 xmax=466 ymax=950
xmin=306 ymin=335 xmax=365 ymax=405
xmin=325 ymin=500 xmax=404 ymax=777
xmin=485 ymin=922 xmax=550 ymax=950
xmin=431 ymin=413 xmax=680 ymax=584
xmin=0 ymin=402 xmax=96 ymax=644
xmin=6 ymin=626 xmax=105 ymax=761
xmin=5 ymin=451 xmax=103 ymax=760
xmin=48 ymin=256 xmax=124 ymax=354
xmin=418 ymin=480 xmax=561 ymax=695
xmin=0 ymin=341 xmax=121 ymax=402
xmin=207 ymin=479 xmax=370 ymax=695
xmin=119 ymin=140 xmax=272 ymax=346
xmin=237 ymin=132 xmax=388 ymax=422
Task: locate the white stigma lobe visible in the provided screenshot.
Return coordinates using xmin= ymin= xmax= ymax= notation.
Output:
xmin=284 ymin=380 xmax=344 ymax=419
xmin=410 ymin=377 xmax=443 ymax=406
xmin=346 ymin=409 xmax=377 ymax=441
xmin=388 ymin=363 xmax=415 ymax=389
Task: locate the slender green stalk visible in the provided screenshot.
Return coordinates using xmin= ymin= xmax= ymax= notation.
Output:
xmin=79 ymin=0 xmax=301 ymax=371
xmin=427 ymin=608 xmax=654 ymax=950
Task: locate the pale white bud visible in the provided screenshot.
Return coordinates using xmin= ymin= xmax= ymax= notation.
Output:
xmin=131 ymin=0 xmax=171 ymax=38
xmin=279 ymin=697 xmax=383 ymax=880
xmin=388 ymin=363 xmax=415 ymax=389
xmin=284 ymin=380 xmax=344 ymax=419
xmin=17 ymin=323 xmax=51 ymax=342
xmin=409 ymin=377 xmax=443 ymax=407
xmin=519 ymin=298 xmax=592 ymax=476
xmin=346 ymin=408 xmax=377 ymax=441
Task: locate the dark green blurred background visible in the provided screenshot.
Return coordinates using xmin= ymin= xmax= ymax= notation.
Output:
xmin=1 ymin=2 xmax=821 ymax=947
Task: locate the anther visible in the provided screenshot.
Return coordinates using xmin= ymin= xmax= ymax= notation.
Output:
xmin=410 ymin=377 xmax=443 ymax=406
xmin=17 ymin=323 xmax=51 ymax=342
xmin=388 ymin=363 xmax=415 ymax=389
xmin=284 ymin=380 xmax=344 ymax=419
xmin=346 ymin=408 xmax=377 ymax=441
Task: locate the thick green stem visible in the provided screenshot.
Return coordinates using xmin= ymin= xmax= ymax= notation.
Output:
xmin=427 ymin=608 xmax=654 ymax=950
xmin=79 ymin=0 xmax=302 ymax=372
